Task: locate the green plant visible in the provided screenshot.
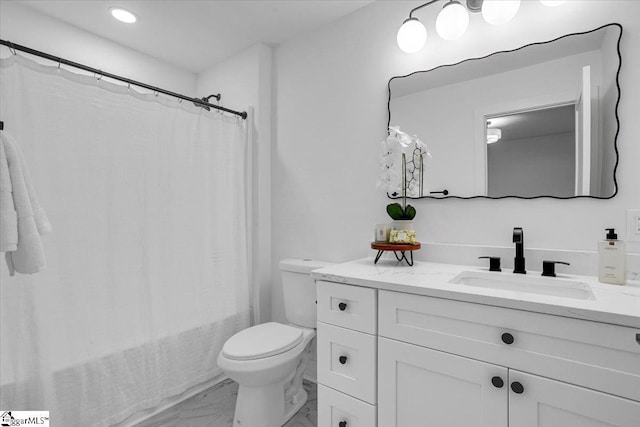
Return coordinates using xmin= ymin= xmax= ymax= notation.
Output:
xmin=386 ymin=152 xmax=416 ymax=220
xmin=386 ymin=202 xmax=416 ymax=220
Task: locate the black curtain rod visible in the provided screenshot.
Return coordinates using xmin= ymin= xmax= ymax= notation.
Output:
xmin=0 ymin=39 xmax=247 ymax=120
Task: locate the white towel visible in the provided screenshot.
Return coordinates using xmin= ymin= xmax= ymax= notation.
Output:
xmin=0 ymin=131 xmax=51 ymax=275
xmin=0 ymin=137 xmax=18 ymax=252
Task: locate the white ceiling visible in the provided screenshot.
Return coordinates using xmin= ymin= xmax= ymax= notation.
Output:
xmin=14 ymin=0 xmax=374 ymax=73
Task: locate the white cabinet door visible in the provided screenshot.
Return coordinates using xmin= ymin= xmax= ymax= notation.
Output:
xmin=509 ymin=370 xmax=640 ymax=427
xmin=378 ymin=337 xmax=508 ymax=427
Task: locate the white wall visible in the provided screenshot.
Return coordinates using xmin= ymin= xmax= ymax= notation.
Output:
xmin=0 ymin=1 xmax=195 ymax=95
xmin=197 ymin=44 xmax=273 ymax=323
xmin=272 ymin=1 xmax=640 ymax=322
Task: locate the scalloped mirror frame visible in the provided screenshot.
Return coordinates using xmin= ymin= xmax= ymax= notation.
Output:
xmin=386 ymin=23 xmax=622 ymax=200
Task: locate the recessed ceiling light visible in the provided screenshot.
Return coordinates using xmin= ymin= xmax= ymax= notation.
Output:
xmin=110 ymin=8 xmax=137 ymax=24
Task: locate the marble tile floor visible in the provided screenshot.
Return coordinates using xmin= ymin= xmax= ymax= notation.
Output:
xmin=136 ymin=379 xmax=317 ymax=427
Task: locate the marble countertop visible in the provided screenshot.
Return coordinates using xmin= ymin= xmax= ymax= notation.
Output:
xmin=311 ymin=258 xmax=640 ymax=329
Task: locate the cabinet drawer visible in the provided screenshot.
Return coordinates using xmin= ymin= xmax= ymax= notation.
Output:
xmin=379 ymin=290 xmax=640 ymax=401
xmin=318 ymin=384 xmax=376 ymax=427
xmin=317 ymin=281 xmax=377 ymax=334
xmin=317 ymin=322 xmax=377 ymax=404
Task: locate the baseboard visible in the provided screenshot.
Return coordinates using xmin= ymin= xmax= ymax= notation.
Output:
xmin=118 ymin=374 xmax=229 ymax=426
xmin=303 ymin=373 xmax=317 ymax=384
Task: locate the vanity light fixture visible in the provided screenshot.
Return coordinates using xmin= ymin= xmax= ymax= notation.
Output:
xmin=435 ymin=1 xmax=470 ymax=41
xmin=540 ymin=0 xmax=566 ymax=6
xmin=481 ymin=0 xmax=521 ymax=26
xmin=110 ymin=8 xmax=138 ymax=24
xmin=397 ymin=0 xmax=564 ymax=53
xmin=397 ymin=17 xmax=428 ymax=53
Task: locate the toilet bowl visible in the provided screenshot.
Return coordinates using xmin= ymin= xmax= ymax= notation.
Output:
xmin=217 ymin=259 xmax=333 ymax=427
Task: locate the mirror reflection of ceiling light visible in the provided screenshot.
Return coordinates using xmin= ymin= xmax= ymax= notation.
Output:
xmin=397 ymin=0 xmax=565 ymax=53
xmin=110 ymin=8 xmax=138 ymax=24
xmin=487 ymin=128 xmax=502 ymax=144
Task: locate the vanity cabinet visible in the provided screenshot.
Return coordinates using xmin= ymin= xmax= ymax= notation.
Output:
xmin=378 ymin=289 xmax=640 ymax=427
xmin=378 ymin=338 xmax=639 ymax=427
xmin=316 ymin=281 xmax=378 ymax=427
xmin=316 ymin=281 xmax=640 ymax=427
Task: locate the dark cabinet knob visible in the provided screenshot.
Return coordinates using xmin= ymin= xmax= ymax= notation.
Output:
xmin=339 ymin=355 xmax=348 ymax=365
xmin=501 ymin=333 xmax=514 ymax=345
xmin=491 ymin=376 xmax=504 ymax=388
xmin=511 ymin=382 xmax=524 ymax=394
xmin=339 ymin=421 xmax=347 ymax=427
xmin=338 ymin=302 xmax=347 ymax=311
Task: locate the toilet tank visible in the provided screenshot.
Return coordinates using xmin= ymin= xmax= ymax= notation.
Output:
xmin=280 ymin=259 xmax=334 ymax=328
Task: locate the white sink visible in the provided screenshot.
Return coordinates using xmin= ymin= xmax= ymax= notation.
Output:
xmin=449 ymin=271 xmax=595 ymax=300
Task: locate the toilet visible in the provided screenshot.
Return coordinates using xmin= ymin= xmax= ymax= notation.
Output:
xmin=217 ymin=258 xmax=332 ymax=427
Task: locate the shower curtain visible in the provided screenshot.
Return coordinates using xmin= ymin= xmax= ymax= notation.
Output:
xmin=0 ymin=55 xmax=251 ymax=426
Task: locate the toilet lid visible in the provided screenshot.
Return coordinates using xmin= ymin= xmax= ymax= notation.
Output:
xmin=222 ymin=322 xmax=304 ymax=361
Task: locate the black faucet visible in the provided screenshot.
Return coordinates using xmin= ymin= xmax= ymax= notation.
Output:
xmin=512 ymin=227 xmax=526 ymax=274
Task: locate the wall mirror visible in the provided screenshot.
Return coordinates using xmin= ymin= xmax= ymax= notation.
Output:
xmin=387 ymin=23 xmax=622 ymax=199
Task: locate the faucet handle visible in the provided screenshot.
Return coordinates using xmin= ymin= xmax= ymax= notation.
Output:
xmin=541 ymin=261 xmax=570 ymax=277
xmin=479 ymin=256 xmax=502 ymax=272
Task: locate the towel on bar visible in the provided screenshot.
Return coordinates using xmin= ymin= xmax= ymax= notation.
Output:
xmin=0 ymin=131 xmax=52 ymax=276
xmin=0 ymin=138 xmax=18 ymax=252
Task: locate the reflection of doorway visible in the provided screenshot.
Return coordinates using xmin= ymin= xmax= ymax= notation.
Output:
xmin=486 ymin=104 xmax=576 ymax=198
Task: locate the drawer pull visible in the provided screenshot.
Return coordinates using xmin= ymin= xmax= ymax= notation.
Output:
xmin=339 ymin=355 xmax=348 ymax=365
xmin=511 ymin=381 xmax=524 ymax=394
xmin=338 ymin=302 xmax=347 ymax=311
xmin=491 ymin=376 xmax=504 ymax=388
xmin=501 ymin=332 xmax=514 ymax=345
xmin=339 ymin=421 xmax=348 ymax=427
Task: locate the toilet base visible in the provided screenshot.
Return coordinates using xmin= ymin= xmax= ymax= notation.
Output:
xmin=232 ymin=381 xmax=308 ymax=427
xmin=230 ymin=340 xmax=313 ymax=427
xmin=283 ymin=386 xmax=308 ymax=424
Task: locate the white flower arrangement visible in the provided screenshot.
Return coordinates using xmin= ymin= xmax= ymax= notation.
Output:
xmin=377 ymin=126 xmax=430 ymax=200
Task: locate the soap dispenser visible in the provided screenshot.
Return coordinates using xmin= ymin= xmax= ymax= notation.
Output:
xmin=598 ymin=228 xmax=626 ymax=285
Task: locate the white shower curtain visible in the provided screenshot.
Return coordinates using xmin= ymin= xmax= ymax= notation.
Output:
xmin=0 ymin=55 xmax=251 ymax=426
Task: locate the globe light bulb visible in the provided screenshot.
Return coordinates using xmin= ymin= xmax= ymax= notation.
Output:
xmin=482 ymin=0 xmax=521 ymax=26
xmin=397 ymin=18 xmax=427 ymax=53
xmin=540 ymin=0 xmax=566 ymax=6
xmin=436 ymin=1 xmax=470 ymax=41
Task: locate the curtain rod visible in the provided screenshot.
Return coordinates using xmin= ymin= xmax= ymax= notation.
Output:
xmin=0 ymin=39 xmax=248 ymax=120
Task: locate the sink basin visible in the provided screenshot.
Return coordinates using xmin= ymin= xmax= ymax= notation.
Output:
xmin=449 ymin=271 xmax=595 ymax=300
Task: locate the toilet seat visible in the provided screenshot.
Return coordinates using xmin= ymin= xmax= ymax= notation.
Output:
xmin=222 ymin=322 xmax=304 ymax=361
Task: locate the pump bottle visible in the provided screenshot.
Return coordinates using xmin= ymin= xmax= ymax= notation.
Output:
xmin=598 ymin=228 xmax=626 ymax=285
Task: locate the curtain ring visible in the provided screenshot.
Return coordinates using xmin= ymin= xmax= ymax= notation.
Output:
xmin=95 ymin=70 xmax=103 ymax=81
xmin=154 ymin=91 xmax=159 ymax=97
xmin=8 ymin=41 xmax=16 ymax=55
xmin=57 ymin=58 xmax=61 ymax=70
xmin=127 ymin=82 xmax=131 ymax=90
